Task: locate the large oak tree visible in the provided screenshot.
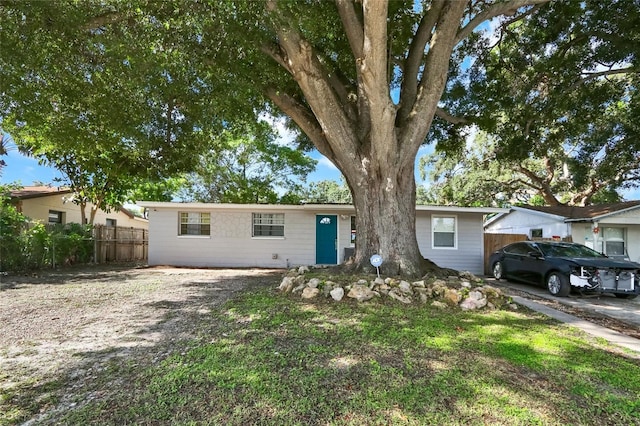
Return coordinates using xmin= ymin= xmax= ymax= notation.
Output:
xmin=426 ymin=0 xmax=640 ymax=208
xmin=2 ymin=0 xmax=556 ymax=276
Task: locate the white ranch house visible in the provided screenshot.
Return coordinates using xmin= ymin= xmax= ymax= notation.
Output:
xmin=484 ymin=201 xmax=640 ymax=262
xmin=139 ymin=202 xmax=506 ymax=275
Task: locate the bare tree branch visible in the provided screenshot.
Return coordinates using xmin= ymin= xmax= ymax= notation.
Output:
xmin=398 ymin=0 xmax=445 ymax=124
xmin=575 ymin=66 xmax=638 ymax=86
xmin=360 ymin=0 xmax=395 ymax=161
xmin=399 ymin=1 xmax=467 ymax=161
xmin=335 ymin=0 xmax=364 ymax=59
xmin=455 ymin=0 xmax=551 ymax=44
xmin=260 ymin=43 xmax=293 ymax=74
xmin=265 ymin=87 xmax=335 ymax=163
xmin=435 ymin=107 xmax=469 ymax=125
xmin=265 ymin=0 xmax=359 ymax=161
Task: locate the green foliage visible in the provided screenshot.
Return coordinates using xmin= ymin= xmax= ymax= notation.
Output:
xmin=177 ymin=124 xmax=316 ymax=204
xmin=433 ymin=0 xmax=640 ymax=206
xmin=55 ymin=287 xmax=640 ymax=425
xmin=128 ymin=177 xmax=188 ymax=202
xmin=0 ymin=187 xmax=93 ymax=271
xmin=299 ymin=179 xmax=352 ymax=204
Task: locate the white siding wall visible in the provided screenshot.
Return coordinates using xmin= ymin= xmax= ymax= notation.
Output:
xmin=148 ymin=207 xmax=318 ymax=268
xmin=485 ymin=210 xmax=568 ymax=238
xmin=598 ymin=209 xmax=640 ymax=225
xmin=147 ymin=205 xmax=489 ymax=273
xmin=20 ymin=195 xmax=147 ymax=228
xmin=337 ymin=214 xmax=354 ymax=262
xmin=416 ymin=212 xmax=485 ymax=274
xmin=625 ymin=227 xmax=640 ymax=263
xmin=581 ymin=209 xmax=640 ymax=262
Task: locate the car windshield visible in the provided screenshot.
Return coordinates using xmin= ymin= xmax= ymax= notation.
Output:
xmin=536 ymin=243 xmax=605 ymax=258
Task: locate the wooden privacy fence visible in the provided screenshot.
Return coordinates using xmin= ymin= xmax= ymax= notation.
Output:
xmin=483 ymin=233 xmax=575 ymax=275
xmin=483 ymin=233 xmax=528 ymax=275
xmin=93 ymin=225 xmax=148 ymax=263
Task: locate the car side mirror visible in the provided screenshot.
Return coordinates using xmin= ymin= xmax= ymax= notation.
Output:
xmin=528 ymin=251 xmax=542 ymax=259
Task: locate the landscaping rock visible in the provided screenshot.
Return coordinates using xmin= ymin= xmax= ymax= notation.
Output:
xmin=323 ymin=282 xmax=335 ymax=297
xmin=307 ymin=278 xmax=321 ymax=288
xmin=298 ymin=266 xmax=310 ymax=274
xmin=278 ymin=266 xmax=511 ymax=311
xmin=443 ymin=288 xmax=462 ymax=306
xmin=278 ymin=276 xmax=295 ymax=293
xmin=398 ymin=280 xmax=413 ymax=295
xmin=388 ymin=288 xmax=413 ymax=304
xmin=301 ymin=287 xmax=320 ymax=299
xmin=460 ymin=290 xmax=488 ymax=310
xmin=431 ymin=301 xmax=448 ymax=309
xmin=330 ymin=287 xmax=345 ymax=301
xmin=347 ymin=284 xmax=376 ymax=302
xmin=412 ymin=280 xmax=426 ymax=288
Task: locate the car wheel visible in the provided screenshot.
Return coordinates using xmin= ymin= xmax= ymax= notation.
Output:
xmin=492 ymin=261 xmax=504 ymax=280
xmin=547 ymin=272 xmax=570 ymax=297
xmin=614 ymin=293 xmax=638 ymax=300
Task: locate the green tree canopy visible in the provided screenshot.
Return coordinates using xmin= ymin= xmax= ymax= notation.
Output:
xmin=429 ymin=0 xmax=640 ymax=207
xmin=300 ymin=179 xmax=353 ymax=204
xmin=176 ymin=124 xmax=316 ymax=204
xmin=6 ymin=0 xmax=632 ymax=275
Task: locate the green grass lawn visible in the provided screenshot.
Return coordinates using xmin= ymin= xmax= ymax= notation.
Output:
xmin=12 ymin=287 xmax=640 ymax=425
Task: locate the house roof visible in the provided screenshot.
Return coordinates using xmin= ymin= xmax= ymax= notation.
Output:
xmin=9 ymin=185 xmax=73 ymax=199
xmin=138 ymin=201 xmax=507 ymax=215
xmin=9 ymin=186 xmax=146 ymax=221
xmin=515 ymin=201 xmax=640 ymax=222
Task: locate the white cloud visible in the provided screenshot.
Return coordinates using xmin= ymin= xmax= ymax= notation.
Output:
xmin=258 ymin=112 xmax=299 ymax=146
xmin=318 ymin=156 xmax=338 ymax=170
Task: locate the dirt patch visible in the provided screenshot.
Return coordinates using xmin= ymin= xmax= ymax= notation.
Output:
xmin=2 ymin=265 xmax=639 ymax=424
xmin=0 ymin=264 xmax=282 ymax=423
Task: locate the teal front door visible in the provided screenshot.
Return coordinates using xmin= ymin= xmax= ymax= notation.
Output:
xmin=316 ymin=215 xmax=337 ymax=264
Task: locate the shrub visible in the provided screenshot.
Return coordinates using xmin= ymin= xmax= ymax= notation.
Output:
xmin=0 ymin=186 xmax=95 ymax=271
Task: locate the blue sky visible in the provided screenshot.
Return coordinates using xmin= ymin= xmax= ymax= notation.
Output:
xmin=1 ymin=149 xmax=64 ymax=186
xmin=0 ymin=145 xmax=433 ymax=188
xmin=4 ymin=144 xmax=638 ymax=201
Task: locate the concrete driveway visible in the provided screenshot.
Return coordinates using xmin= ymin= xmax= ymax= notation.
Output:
xmin=488 ymin=278 xmax=640 ymax=329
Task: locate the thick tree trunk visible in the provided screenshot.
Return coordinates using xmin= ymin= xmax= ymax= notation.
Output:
xmin=354 ymin=181 xmax=424 ymax=277
xmin=345 ymin=148 xmax=426 ymax=277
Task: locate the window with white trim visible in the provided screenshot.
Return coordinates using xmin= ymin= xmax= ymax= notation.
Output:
xmin=603 ymin=227 xmax=626 ymax=258
xmin=432 ymin=215 xmax=457 ymax=249
xmin=179 ymin=212 xmax=210 ymax=236
xmin=252 ymin=213 xmax=285 ymax=237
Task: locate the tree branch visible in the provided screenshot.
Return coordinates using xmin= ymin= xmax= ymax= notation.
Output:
xmin=398 ymin=0 xmax=445 ymax=124
xmin=516 ymin=162 xmax=561 ymax=205
xmin=264 ymin=87 xmax=335 ymax=162
xmin=360 ymin=0 xmax=395 ymax=162
xmin=260 ymin=43 xmax=293 ymax=74
xmin=435 ymin=107 xmax=469 ymax=125
xmin=399 ymin=1 xmax=467 ymax=162
xmin=455 ymin=0 xmax=551 ymax=44
xmin=81 ymin=11 xmax=125 ymax=31
xmin=335 ymin=0 xmax=364 ymax=59
xmin=575 ymin=66 xmax=638 ymax=87
xmin=265 ymin=0 xmax=359 ymax=163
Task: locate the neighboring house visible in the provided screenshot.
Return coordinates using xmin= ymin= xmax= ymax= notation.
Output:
xmin=484 ymin=201 xmax=640 ymax=262
xmin=10 ymin=186 xmax=148 ymax=229
xmin=138 ymin=202 xmax=507 ymax=275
